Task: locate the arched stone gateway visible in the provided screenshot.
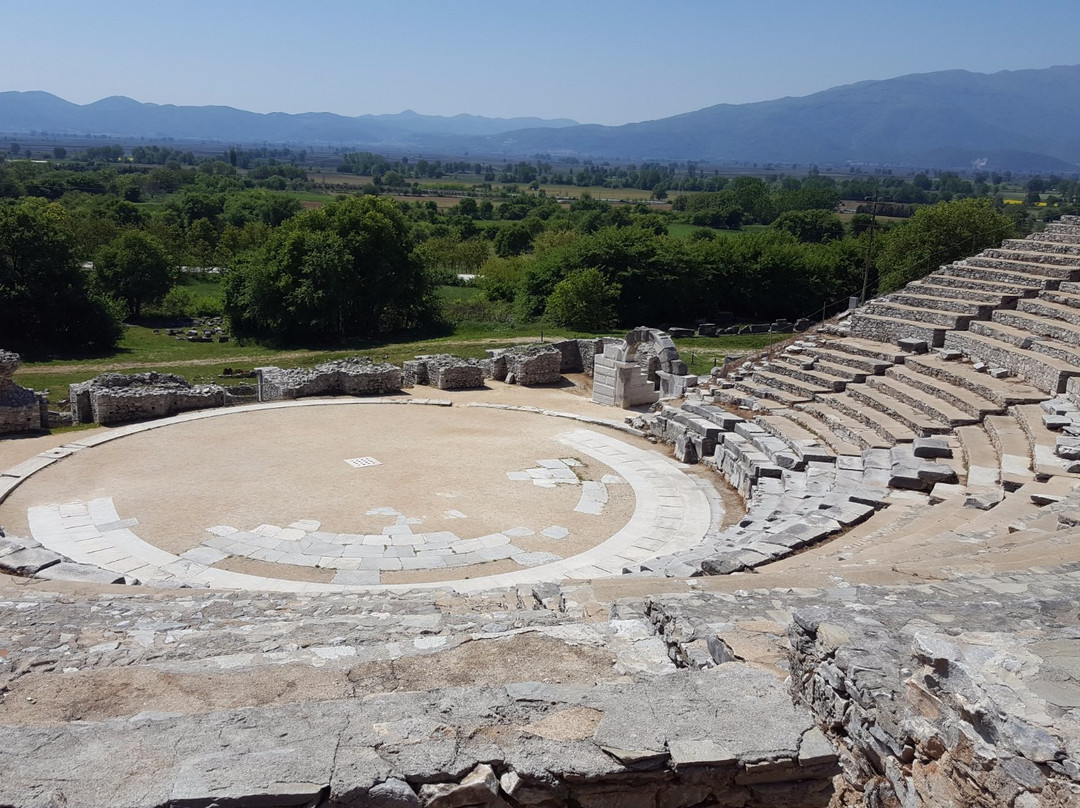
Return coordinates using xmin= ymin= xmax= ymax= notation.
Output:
xmin=591 ymin=326 xmax=697 ymax=407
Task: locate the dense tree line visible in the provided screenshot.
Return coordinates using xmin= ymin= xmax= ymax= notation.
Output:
xmin=0 ymin=145 xmax=1052 ymax=355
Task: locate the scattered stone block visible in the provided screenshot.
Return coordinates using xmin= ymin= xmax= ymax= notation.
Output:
xmin=912 ymin=437 xmax=952 ymax=459
xmin=0 ymin=547 xmax=62 ymax=575
xmin=897 ymin=337 xmax=928 ymax=353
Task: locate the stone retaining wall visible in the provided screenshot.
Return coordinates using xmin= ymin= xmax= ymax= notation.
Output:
xmin=69 ymin=372 xmax=226 ymax=426
xmin=256 ymin=358 xmax=404 ymax=401
xmin=0 ymin=350 xmax=46 ymax=434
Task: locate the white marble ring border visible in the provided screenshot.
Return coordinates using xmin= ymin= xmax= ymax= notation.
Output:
xmin=5 ymin=398 xmax=713 ymax=593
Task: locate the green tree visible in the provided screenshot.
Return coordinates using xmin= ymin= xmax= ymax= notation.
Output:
xmin=93 ymin=230 xmax=174 ymax=317
xmin=0 ymin=197 xmax=121 ymax=354
xmin=771 ymin=210 xmax=844 ymax=243
xmin=493 ymin=223 xmax=533 ymax=257
xmin=224 ymin=196 xmax=436 ymax=342
xmin=544 ymin=268 xmax=621 ymax=331
xmin=52 ymin=146 xmax=67 ymax=160
xmin=876 ymin=198 xmax=1015 ymax=293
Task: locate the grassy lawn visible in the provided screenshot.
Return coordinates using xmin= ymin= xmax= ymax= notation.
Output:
xmin=436 ymin=285 xmax=481 ymax=303
xmin=14 ymin=320 xmax=787 ymax=405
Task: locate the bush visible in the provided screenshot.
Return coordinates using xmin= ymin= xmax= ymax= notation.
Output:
xmin=544 ymin=268 xmax=621 ymax=331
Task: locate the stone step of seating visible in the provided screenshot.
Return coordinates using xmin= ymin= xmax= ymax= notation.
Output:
xmin=937 ymin=262 xmax=1062 ymax=290
xmin=968 ymin=320 xmax=1080 ymax=374
xmin=943 ymin=329 xmax=1080 ymax=395
xmin=990 ymin=308 xmax=1080 ymax=349
xmin=749 ymin=369 xmax=831 ymax=401
xmin=816 ymin=393 xmax=917 ymax=444
xmin=764 ymin=357 xmax=851 ymax=392
xmin=884 ymin=363 xmax=1003 ymax=419
xmin=982 ymin=246 xmax=1080 ymax=267
xmin=708 ymin=385 xmax=784 ymax=413
xmin=1018 ymin=295 xmax=1080 ymax=328
xmin=1017 ymin=232 xmax=1080 ymax=246
xmin=1012 ymin=403 xmax=1080 ymax=480
xmin=861 ymin=301 xmax=973 ymax=329
xmin=907 ymin=280 xmax=1022 ymax=307
xmin=782 ymin=406 xmax=874 ymax=455
xmin=955 ymin=424 xmax=1002 ymax=490
xmin=866 ymin=375 xmax=980 ymax=427
xmin=882 ymin=290 xmax=997 ymax=318
xmin=962 ymin=255 xmax=1080 ymax=280
xmin=804 ymin=358 xmax=869 ymax=383
xmin=845 ymin=385 xmax=953 ymax=436
xmin=1038 ymin=287 xmax=1080 ymax=309
xmin=752 ymin=413 xmax=839 ymax=463
xmin=902 ymin=353 xmax=1047 ymax=408
xmin=849 ymin=312 xmax=949 ymax=349
xmin=731 ymin=380 xmax=811 ymax=408
xmin=984 ymin=413 xmax=1037 ymax=489
xmin=815 ymin=336 xmax=909 ymax=364
xmin=1052 ymin=279 xmax=1080 ymax=294
xmin=0 ymin=586 xmax=588 ymax=675
xmin=1000 ymin=237 xmax=1080 ymax=256
xmin=679 ymin=400 xmax=745 ymax=431
xmin=794 ymin=345 xmax=892 ymax=375
xmin=1043 ymin=221 xmax=1080 ymax=237
xmin=917 ymin=271 xmax=1042 ymax=298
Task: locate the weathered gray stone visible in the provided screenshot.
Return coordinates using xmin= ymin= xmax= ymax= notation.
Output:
xmin=257 ymin=358 xmax=404 ymax=401
xmin=36 ymin=561 xmax=127 ymax=585
xmin=0 ymin=546 xmax=62 ymax=575
xmin=0 ymin=349 xmax=48 ymax=433
xmin=71 ymin=371 xmax=225 ymax=425
xmin=912 ymin=437 xmax=952 ymax=459
xmin=368 ymin=778 xmax=421 ymax=807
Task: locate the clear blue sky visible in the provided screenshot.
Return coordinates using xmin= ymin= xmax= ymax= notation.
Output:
xmin=4 ymin=0 xmax=1079 ymax=125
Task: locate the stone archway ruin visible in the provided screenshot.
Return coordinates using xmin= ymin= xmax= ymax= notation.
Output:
xmin=592 ymin=326 xmax=696 ymax=407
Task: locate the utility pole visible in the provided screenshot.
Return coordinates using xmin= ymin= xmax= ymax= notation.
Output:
xmin=860 ymin=191 xmax=879 ymax=304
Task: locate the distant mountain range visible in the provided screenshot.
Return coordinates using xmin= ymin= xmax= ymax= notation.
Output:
xmin=0 ymin=91 xmax=579 ymax=145
xmin=2 ymin=65 xmax=1080 ymax=171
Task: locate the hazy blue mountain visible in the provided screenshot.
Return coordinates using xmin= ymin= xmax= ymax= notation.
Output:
xmin=2 ymin=65 xmax=1079 ymax=170
xmin=479 ymin=65 xmax=1080 ymax=170
xmin=0 ymin=91 xmax=577 ymax=145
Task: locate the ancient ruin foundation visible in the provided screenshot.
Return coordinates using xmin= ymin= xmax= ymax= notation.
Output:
xmin=69 ymin=372 xmax=226 ymax=426
xmin=0 ymin=350 xmax=46 ymax=434
xmin=256 ymin=358 xmax=404 ymax=401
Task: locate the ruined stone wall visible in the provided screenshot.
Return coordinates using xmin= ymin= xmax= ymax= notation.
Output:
xmin=500 ymin=345 xmax=563 ymax=385
xmin=403 ymin=355 xmax=484 ymax=389
xmin=0 ymin=350 xmax=46 ymax=434
xmin=257 ymin=358 xmax=404 ymax=401
xmin=551 ymin=338 xmax=612 ymax=375
xmin=69 ymin=372 xmax=226 ymax=426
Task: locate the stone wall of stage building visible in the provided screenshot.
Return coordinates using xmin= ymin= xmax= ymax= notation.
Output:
xmin=256 ymin=358 xmax=404 ymax=402
xmin=484 ymin=344 xmax=564 ymax=386
xmin=0 ymin=350 xmax=47 ymax=434
xmin=403 ymin=355 xmax=485 ymax=390
xmin=69 ymin=372 xmax=226 ymax=426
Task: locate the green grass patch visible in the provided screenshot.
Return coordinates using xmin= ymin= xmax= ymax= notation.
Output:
xmin=436 ymin=285 xmax=481 ymax=303
xmin=672 ymin=333 xmax=789 ymax=375
xmin=14 ymin=321 xmax=788 ymax=404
